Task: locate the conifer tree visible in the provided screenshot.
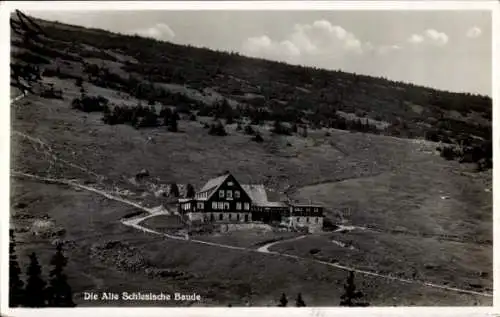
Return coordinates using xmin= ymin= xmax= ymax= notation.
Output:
xmin=24 ymin=252 xmax=46 ymax=307
xmin=161 ymin=107 xmax=172 ymax=125
xmin=340 ymin=271 xmax=367 ymax=307
xmin=170 ymin=183 xmax=180 ymax=198
xmin=168 ymin=115 xmax=178 ymax=132
xmin=185 ymin=184 xmax=195 ymax=198
xmin=295 ymin=293 xmax=306 ymax=307
xmin=278 ymin=293 xmax=288 ymax=307
xmin=9 ymin=229 xmax=24 ymax=307
xmin=46 ymin=244 xmax=76 ymax=307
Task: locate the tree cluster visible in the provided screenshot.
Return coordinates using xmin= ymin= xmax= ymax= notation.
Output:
xmin=277 ymin=293 xmax=306 ymax=307
xmin=9 ymin=230 xmax=76 ymax=307
xmin=438 ymin=140 xmax=492 ymax=171
xmin=72 ymin=95 xmax=108 ymax=112
xmin=275 ymin=271 xmax=369 ymax=307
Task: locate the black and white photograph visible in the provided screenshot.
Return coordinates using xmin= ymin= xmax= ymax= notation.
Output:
xmin=3 ymin=0 xmax=496 ymax=311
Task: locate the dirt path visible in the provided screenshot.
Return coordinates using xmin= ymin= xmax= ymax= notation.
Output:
xmin=257 ymin=235 xmax=307 ymax=253
xmin=10 ymin=94 xmax=493 ymax=299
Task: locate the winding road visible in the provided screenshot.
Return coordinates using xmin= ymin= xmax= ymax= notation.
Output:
xmin=257 ymin=235 xmax=307 ymax=253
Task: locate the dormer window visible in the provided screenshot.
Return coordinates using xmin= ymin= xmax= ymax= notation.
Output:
xmin=219 ymin=190 xmax=225 ymax=198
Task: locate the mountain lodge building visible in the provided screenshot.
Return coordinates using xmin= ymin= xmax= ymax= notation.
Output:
xmin=178 ymin=172 xmax=324 ymax=231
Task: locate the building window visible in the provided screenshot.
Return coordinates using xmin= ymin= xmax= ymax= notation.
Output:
xmin=197 ymin=202 xmax=204 ymax=210
xmin=227 ymin=190 xmax=233 ymax=199
xmin=219 ymin=214 xmax=223 ymax=221
xmin=236 ymin=202 xmax=242 ymax=210
xmin=235 ymin=190 xmax=240 ymax=198
xmin=237 ymin=214 xmax=240 ymax=221
xmin=224 ymin=202 xmax=230 ymax=210
xmin=212 ymin=202 xmax=217 ymax=210
xmin=219 ymin=190 xmax=225 ymax=198
xmin=314 ymin=208 xmax=318 ymax=213
xmin=316 ymin=217 xmax=319 ymax=224
xmin=306 ymin=217 xmax=309 ymax=223
xmin=228 ymin=181 xmax=234 ymax=186
xmin=218 ymin=202 xmax=224 ymax=210
xmin=244 ymin=203 xmax=250 ymax=210
xmin=245 ymin=214 xmax=249 ymax=222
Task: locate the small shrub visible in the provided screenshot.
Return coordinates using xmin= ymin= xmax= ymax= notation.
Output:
xmin=252 ymin=133 xmax=264 ymax=143
xmin=244 ymin=124 xmax=255 ymax=135
xmin=209 ymin=121 xmax=227 ymax=136
xmin=309 ymin=248 xmax=320 ymax=255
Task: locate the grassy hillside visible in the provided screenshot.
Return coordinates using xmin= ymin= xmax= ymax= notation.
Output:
xmin=12 ymin=13 xmax=492 ymax=147
xmin=9 ymin=10 xmax=492 ymax=306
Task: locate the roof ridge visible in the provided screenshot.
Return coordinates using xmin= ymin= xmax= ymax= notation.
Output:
xmin=201 ymin=173 xmax=232 ymax=201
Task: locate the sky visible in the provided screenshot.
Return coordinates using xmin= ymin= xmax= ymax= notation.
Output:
xmin=27 ymin=10 xmax=492 ymax=96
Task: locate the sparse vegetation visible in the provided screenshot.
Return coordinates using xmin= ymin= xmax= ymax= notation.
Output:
xmin=8 ymin=11 xmax=492 ymax=307
xmin=24 ymin=252 xmax=47 ymax=307
xmin=9 ymin=230 xmax=24 ymax=307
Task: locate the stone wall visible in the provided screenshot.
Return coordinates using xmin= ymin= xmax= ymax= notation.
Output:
xmin=288 ymin=216 xmax=323 ymax=233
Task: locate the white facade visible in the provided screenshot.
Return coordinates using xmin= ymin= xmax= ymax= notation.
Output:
xmin=187 ymin=212 xmax=252 ymax=223
xmin=288 ymin=216 xmax=323 ymax=233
